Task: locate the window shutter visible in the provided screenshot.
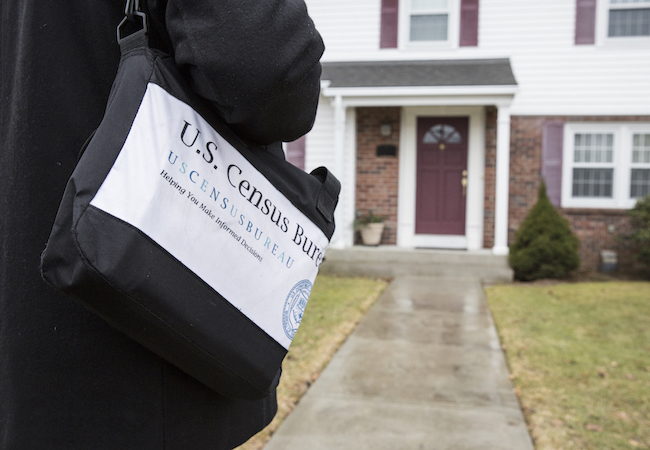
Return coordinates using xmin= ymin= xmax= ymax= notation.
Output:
xmin=285 ymin=136 xmax=306 ymax=170
xmin=575 ymin=0 xmax=597 ymax=45
xmin=380 ymin=0 xmax=399 ymax=48
xmin=459 ymin=0 xmax=479 ymax=46
xmin=542 ymin=121 xmax=565 ymax=207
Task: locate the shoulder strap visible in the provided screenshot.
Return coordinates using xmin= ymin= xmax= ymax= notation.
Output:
xmin=117 ymin=0 xmax=149 ymax=53
xmin=311 ymin=167 xmax=341 ymax=224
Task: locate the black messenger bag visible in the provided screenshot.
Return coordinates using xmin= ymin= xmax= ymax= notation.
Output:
xmin=41 ymin=5 xmax=340 ymax=400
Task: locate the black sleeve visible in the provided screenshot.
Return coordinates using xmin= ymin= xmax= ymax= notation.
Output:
xmin=163 ymin=0 xmax=325 ymax=145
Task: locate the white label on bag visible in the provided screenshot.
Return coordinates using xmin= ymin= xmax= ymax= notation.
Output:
xmin=90 ymin=83 xmax=329 ymax=349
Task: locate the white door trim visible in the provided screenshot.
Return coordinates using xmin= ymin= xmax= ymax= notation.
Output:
xmin=397 ymin=106 xmax=485 ymax=250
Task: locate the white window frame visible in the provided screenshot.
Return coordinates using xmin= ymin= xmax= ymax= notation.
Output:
xmin=630 ymin=130 xmax=650 ymax=198
xmin=596 ymin=0 xmax=650 ymax=46
xmin=562 ymin=123 xmax=650 ymax=209
xmin=399 ymin=0 xmax=460 ymax=49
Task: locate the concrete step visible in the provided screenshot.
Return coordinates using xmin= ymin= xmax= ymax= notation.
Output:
xmin=320 ymin=247 xmax=513 ymax=283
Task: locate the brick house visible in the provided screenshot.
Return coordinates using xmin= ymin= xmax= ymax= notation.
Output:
xmin=287 ymin=0 xmax=650 ymax=271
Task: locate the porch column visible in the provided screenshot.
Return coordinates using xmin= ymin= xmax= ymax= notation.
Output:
xmin=493 ymin=105 xmax=511 ymax=255
xmin=331 ymin=94 xmax=347 ymax=248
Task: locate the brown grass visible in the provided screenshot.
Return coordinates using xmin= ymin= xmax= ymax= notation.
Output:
xmin=486 ymin=281 xmax=650 ymax=449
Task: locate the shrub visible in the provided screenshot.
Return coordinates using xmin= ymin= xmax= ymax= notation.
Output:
xmin=509 ymin=181 xmax=581 ymax=281
xmin=626 ymin=194 xmax=650 ymax=270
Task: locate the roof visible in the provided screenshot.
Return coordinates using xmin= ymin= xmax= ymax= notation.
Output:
xmin=320 ymin=59 xmax=517 ymax=88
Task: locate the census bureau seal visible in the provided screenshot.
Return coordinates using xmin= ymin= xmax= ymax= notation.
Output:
xmin=282 ymin=279 xmax=312 ymax=340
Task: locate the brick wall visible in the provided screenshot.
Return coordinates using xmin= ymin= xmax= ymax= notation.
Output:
xmin=355 ymin=107 xmax=401 ymax=245
xmin=508 ymin=115 xmax=650 ymax=271
xmin=562 ymin=209 xmax=634 ymax=270
xmin=483 ymin=107 xmax=497 ymax=248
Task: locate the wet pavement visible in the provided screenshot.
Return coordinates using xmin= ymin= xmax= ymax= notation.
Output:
xmin=264 ymin=275 xmax=534 ymax=450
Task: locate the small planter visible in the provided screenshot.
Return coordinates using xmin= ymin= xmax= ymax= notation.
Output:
xmin=360 ymin=222 xmax=385 ymax=246
xmin=355 ymin=210 xmax=387 ymax=246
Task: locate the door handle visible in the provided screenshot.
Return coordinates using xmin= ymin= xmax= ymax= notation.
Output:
xmin=461 ymin=170 xmax=468 ymax=196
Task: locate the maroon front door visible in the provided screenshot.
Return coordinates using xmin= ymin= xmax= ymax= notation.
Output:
xmin=415 ymin=117 xmax=468 ymax=235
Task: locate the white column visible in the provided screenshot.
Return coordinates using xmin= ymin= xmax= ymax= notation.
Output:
xmin=331 ymin=95 xmax=347 ymax=248
xmin=493 ymin=105 xmax=511 ymax=255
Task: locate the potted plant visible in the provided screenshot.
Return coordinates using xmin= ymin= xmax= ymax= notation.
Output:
xmin=354 ymin=210 xmax=387 ymax=246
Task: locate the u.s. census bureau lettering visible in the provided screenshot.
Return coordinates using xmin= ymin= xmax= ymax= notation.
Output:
xmin=90 ymin=83 xmax=329 ymax=349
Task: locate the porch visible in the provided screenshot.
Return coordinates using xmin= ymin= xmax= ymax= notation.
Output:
xmin=320 ymin=246 xmax=513 ymax=283
xmin=318 ymin=59 xmax=518 ymax=255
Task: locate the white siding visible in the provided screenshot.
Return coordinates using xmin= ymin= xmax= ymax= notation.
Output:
xmin=306 ymin=0 xmax=381 ymax=58
xmin=305 ymin=95 xmax=336 ymax=173
xmin=305 ymin=0 xmax=650 ymax=116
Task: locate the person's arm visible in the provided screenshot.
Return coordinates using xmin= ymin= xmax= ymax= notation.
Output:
xmin=164 ymin=0 xmax=324 ymax=145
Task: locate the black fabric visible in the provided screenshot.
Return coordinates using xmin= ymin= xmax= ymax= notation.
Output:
xmin=313 ymin=167 xmax=341 ymax=224
xmin=161 ymin=0 xmax=324 ymax=144
xmin=41 ymin=39 xmax=337 ymax=398
xmin=1 ymin=0 xmax=324 ymax=448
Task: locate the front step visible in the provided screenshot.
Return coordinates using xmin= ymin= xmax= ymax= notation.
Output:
xmin=320 ymin=247 xmax=513 ymax=283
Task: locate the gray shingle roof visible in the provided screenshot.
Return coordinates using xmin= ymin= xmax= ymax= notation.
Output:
xmin=321 ymin=59 xmax=517 ymax=88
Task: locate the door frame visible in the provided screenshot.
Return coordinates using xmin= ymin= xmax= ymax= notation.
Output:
xmin=397 ymin=106 xmax=486 ymax=250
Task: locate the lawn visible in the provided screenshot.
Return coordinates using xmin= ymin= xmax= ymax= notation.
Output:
xmin=236 ymin=275 xmax=388 ymax=450
xmin=485 ymin=281 xmax=650 ymax=449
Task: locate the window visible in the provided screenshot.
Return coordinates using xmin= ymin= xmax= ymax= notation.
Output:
xmin=409 ymin=0 xmax=450 ymax=41
xmin=382 ymin=0 xmax=478 ymax=49
xmin=423 ymin=124 xmax=462 ymax=144
xmin=608 ymin=0 xmax=650 ymax=37
xmin=593 ymin=0 xmax=650 ymax=44
xmin=571 ymin=133 xmax=615 ymax=198
xmin=396 ymin=0 xmax=463 ymax=48
xmin=562 ymin=124 xmax=650 ymax=209
xmin=631 ymin=133 xmax=650 ymax=196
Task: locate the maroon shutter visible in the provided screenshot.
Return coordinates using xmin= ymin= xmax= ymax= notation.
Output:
xmin=575 ymin=0 xmax=596 ymax=44
xmin=459 ymin=0 xmax=479 ymax=46
xmin=380 ymin=0 xmax=399 ymax=48
xmin=285 ymin=136 xmax=306 ymax=170
xmin=542 ymin=121 xmax=564 ymax=207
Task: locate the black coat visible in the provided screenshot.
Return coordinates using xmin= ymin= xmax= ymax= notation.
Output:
xmin=0 ymin=0 xmax=324 ymax=448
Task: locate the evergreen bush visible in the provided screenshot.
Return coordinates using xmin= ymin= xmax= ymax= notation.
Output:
xmin=509 ymin=181 xmax=581 ymax=281
xmin=626 ymin=194 xmax=650 ymax=271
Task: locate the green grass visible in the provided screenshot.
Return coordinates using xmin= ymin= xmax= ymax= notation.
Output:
xmin=485 ymin=282 xmax=650 ymax=449
xmin=237 ymin=275 xmax=388 ymax=450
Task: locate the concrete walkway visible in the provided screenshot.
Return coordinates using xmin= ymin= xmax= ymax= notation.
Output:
xmin=265 ymin=275 xmax=534 ymax=450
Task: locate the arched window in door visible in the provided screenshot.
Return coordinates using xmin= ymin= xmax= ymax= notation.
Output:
xmin=423 ymin=124 xmax=463 ymax=144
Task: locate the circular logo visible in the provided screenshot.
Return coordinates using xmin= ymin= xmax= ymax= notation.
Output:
xmin=282 ymin=279 xmax=313 ymax=341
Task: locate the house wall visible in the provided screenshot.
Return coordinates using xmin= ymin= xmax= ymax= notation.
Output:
xmin=355 ymin=107 xmax=401 ymax=245
xmin=305 ymin=0 xmax=650 ymax=265
xmin=314 ymin=104 xmax=647 ymax=269
xmin=306 ymin=0 xmax=650 ymax=116
xmin=508 ymin=115 xmax=650 ymax=271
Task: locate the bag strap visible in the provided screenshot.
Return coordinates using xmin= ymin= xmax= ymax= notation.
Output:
xmin=311 ymin=167 xmax=341 ymax=224
xmin=117 ymin=0 xmax=148 ymax=53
